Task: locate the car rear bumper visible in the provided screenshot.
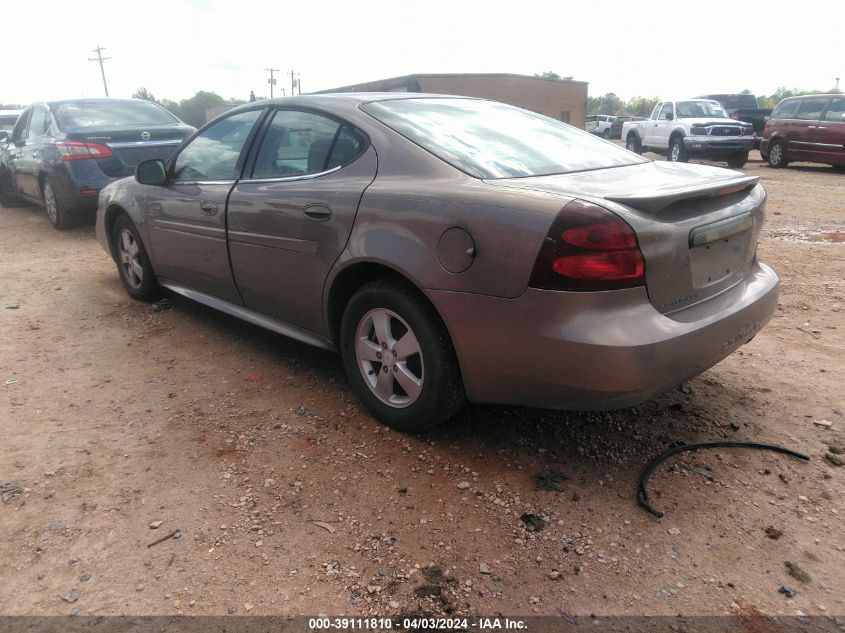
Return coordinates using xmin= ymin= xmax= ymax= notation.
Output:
xmin=426 ymin=260 xmax=779 ymax=410
xmin=51 ymin=162 xmax=116 ymax=216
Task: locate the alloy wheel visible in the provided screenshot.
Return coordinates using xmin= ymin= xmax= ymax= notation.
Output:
xmin=44 ymin=183 xmax=58 ymax=224
xmin=355 ymin=308 xmax=424 ymax=408
xmin=769 ymin=143 xmax=783 ymax=166
xmin=117 ymin=228 xmax=144 ymax=290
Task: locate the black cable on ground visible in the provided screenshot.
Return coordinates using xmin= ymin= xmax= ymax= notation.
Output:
xmin=637 ymin=440 xmax=810 ymax=518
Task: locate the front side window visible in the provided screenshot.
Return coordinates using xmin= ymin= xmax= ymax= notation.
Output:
xmin=173 ymin=110 xmax=262 ymax=181
xmin=771 ymin=99 xmax=801 ymax=120
xmin=796 ymin=98 xmax=829 ymax=121
xmin=649 ymin=104 xmax=662 ymax=120
xmin=822 ymin=98 xmax=845 ymax=122
xmin=362 ymin=98 xmax=647 ymax=179
xmin=658 ymin=103 xmax=674 ymax=120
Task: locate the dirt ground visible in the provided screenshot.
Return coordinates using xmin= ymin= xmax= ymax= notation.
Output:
xmin=0 ymin=152 xmax=843 ymax=619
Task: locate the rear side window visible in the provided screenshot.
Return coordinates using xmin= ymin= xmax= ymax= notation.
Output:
xmin=823 ymin=97 xmax=845 ymax=122
xmin=795 ymin=97 xmax=829 ymax=121
xmin=55 ymin=100 xmax=180 ymax=128
xmin=27 ymin=108 xmax=50 ymax=137
xmin=771 ymin=99 xmax=801 ymax=119
xmin=251 ymin=110 xmax=363 ymax=179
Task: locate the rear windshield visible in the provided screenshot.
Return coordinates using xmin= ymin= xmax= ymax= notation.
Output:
xmin=361 ymin=98 xmax=647 ymax=179
xmin=54 ymin=101 xmax=179 ymax=128
xmin=676 ymin=101 xmax=728 ymax=118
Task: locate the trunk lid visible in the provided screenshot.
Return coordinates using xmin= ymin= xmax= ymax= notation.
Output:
xmin=64 ymin=125 xmax=194 ymax=177
xmin=484 ymin=161 xmax=765 ymax=315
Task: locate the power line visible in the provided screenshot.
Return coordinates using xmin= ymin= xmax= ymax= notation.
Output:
xmin=88 ymin=45 xmax=112 ymax=97
xmin=265 ymin=67 xmax=280 ymax=98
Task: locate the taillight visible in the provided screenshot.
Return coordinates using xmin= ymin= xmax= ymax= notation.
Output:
xmin=529 ymin=199 xmax=645 ymax=291
xmin=56 ymin=141 xmax=113 ymax=161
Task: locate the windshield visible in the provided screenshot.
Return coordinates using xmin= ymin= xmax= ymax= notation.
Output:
xmin=676 ymin=101 xmax=728 ymax=119
xmin=54 ymin=100 xmax=180 ymax=128
xmin=361 ymin=98 xmax=647 ymax=179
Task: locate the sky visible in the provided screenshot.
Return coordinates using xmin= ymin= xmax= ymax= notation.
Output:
xmin=3 ymin=0 xmax=842 ymax=106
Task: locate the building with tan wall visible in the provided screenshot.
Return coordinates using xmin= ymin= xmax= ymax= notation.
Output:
xmin=317 ymin=73 xmax=588 ymax=129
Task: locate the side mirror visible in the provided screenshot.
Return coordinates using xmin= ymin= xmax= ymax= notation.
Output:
xmin=136 ymin=159 xmax=167 ymax=186
xmin=665 ymin=112 xmax=674 ymax=121
xmin=0 ymin=131 xmax=9 ymax=144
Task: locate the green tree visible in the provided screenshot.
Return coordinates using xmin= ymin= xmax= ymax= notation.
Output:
xmin=535 ymin=71 xmax=574 ymax=81
xmin=625 ymin=96 xmax=660 ymax=117
xmin=132 ymin=87 xmax=160 ymax=104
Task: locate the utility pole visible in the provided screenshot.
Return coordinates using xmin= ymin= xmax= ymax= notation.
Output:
xmin=290 ymin=70 xmax=300 ymax=96
xmin=265 ymin=67 xmax=279 ymax=98
xmin=836 ymin=77 xmax=841 ymax=92
xmin=88 ymin=45 xmax=111 ymax=97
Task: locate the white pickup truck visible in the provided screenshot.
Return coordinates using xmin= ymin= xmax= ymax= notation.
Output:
xmin=621 ymin=99 xmax=754 ymax=168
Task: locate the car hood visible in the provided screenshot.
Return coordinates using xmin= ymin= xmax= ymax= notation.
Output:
xmin=677 ymin=117 xmax=742 ymax=126
xmin=482 ymin=160 xmax=758 ymax=213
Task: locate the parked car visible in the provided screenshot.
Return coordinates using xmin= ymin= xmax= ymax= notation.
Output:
xmin=760 ymin=94 xmax=845 ymax=169
xmin=0 ymin=98 xmax=195 ymax=228
xmin=609 ymin=115 xmax=645 ymax=140
xmin=0 ymin=109 xmax=21 ymax=133
xmin=586 ymin=114 xmax=616 ymax=138
xmin=696 ymin=94 xmax=772 ymax=148
xmin=96 ymin=95 xmax=778 ymax=431
xmin=622 ymin=99 xmax=754 ymax=167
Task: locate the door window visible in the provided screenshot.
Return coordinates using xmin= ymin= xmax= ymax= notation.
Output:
xmin=771 ymin=99 xmax=800 ymax=119
xmin=795 ymin=97 xmax=829 ymax=121
xmin=649 ymin=104 xmax=662 ymax=119
xmin=172 ymin=110 xmax=262 ymax=181
xmin=822 ymin=97 xmax=845 ymax=122
xmin=27 ymin=107 xmax=50 ymax=138
xmin=251 ymin=110 xmax=358 ymax=179
xmin=10 ymin=110 xmax=30 ymax=143
xmin=658 ymin=103 xmax=674 ymax=120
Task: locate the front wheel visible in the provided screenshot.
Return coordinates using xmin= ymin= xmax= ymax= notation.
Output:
xmin=767 ymin=140 xmax=788 ymax=168
xmin=626 ymin=135 xmax=643 ymax=154
xmin=340 ymin=278 xmax=465 ymax=432
xmin=111 ymin=214 xmax=163 ymax=301
xmin=726 ymin=151 xmax=749 ymax=169
xmin=669 ymin=137 xmax=688 ymax=163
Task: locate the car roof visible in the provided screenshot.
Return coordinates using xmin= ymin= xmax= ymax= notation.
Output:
xmin=780 ymin=93 xmax=841 ymax=101
xmin=44 ymin=97 xmax=169 ymax=108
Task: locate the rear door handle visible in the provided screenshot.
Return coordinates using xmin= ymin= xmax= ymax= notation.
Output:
xmin=303 ymin=204 xmax=332 ymax=222
xmin=200 ymin=200 xmax=218 ymax=215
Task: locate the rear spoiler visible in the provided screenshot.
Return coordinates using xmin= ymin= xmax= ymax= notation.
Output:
xmin=604 ymin=175 xmax=759 ymax=213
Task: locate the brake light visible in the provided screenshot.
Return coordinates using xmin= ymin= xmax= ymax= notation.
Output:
xmin=529 ymin=199 xmax=645 ymax=291
xmin=56 ymin=141 xmax=113 ymax=161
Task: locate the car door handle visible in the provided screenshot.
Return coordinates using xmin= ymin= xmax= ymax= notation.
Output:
xmin=303 ymin=204 xmax=332 ymax=222
xmin=200 ymin=201 xmax=218 ymax=215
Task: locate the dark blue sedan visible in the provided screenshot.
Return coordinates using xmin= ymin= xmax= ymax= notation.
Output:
xmin=0 ymin=98 xmax=194 ymax=228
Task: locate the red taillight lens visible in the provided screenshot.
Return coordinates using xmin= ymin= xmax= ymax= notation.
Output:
xmin=529 ymin=199 xmax=645 ymax=291
xmin=56 ymin=141 xmax=113 ymax=161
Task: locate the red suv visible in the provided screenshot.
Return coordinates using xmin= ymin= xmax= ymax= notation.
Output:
xmin=760 ymin=94 xmax=845 ymax=169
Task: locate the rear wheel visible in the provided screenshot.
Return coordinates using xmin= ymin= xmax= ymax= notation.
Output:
xmin=340 ymin=278 xmax=464 ymax=432
xmin=111 ymin=214 xmax=163 ymax=301
xmin=669 ymin=136 xmax=688 ymax=163
xmin=767 ymin=140 xmax=788 ymax=168
xmin=43 ymin=178 xmax=76 ymax=229
xmin=626 ymin=134 xmax=642 ymax=154
xmin=602 ymin=128 xmax=611 ymax=139
xmin=726 ymin=151 xmax=749 ymax=169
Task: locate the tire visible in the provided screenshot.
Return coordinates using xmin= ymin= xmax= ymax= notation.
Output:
xmin=111 ymin=214 xmax=163 ymax=301
xmin=668 ymin=136 xmax=688 ymax=163
xmin=726 ymin=151 xmax=749 ymax=169
xmin=340 ymin=278 xmax=465 ymax=432
xmin=0 ymin=168 xmax=15 ymax=206
xmin=42 ymin=177 xmax=81 ymax=229
xmin=602 ymin=128 xmax=611 ymax=139
xmin=626 ymin=134 xmax=643 ymax=155
xmin=767 ymin=140 xmax=788 ymax=168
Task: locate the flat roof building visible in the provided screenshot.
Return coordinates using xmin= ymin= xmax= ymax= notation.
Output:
xmin=317 ymin=73 xmax=588 ymax=128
